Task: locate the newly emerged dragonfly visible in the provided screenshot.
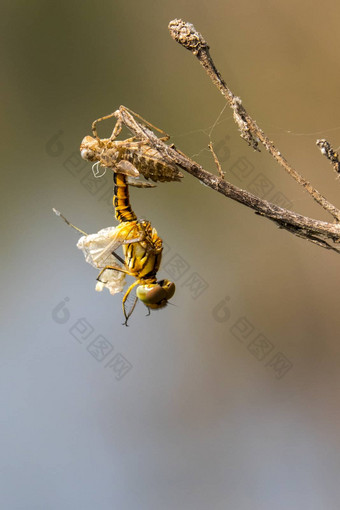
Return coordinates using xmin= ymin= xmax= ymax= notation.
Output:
xmin=53 ymin=172 xmax=175 ymax=325
xmin=80 ymin=105 xmax=184 ymax=183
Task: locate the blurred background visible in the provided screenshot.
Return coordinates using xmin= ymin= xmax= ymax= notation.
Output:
xmin=2 ymin=1 xmax=340 ymax=508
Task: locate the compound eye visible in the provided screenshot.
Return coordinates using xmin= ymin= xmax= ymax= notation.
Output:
xmin=159 ymin=280 xmax=175 ymax=300
xmin=81 ymin=148 xmax=95 ymax=161
xmin=136 ymin=285 xmax=166 ymax=307
xmin=136 ymin=281 xmax=175 ymax=309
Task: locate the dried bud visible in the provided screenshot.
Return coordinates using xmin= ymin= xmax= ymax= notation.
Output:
xmin=168 ymin=19 xmax=208 ymax=55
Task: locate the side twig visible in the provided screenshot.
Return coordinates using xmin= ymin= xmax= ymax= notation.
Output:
xmin=208 ymin=142 xmax=225 ymax=179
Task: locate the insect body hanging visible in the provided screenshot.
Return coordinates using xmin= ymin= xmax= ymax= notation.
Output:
xmin=54 ymin=170 xmax=176 ymax=325
xmin=75 ymin=171 xmax=175 ymax=324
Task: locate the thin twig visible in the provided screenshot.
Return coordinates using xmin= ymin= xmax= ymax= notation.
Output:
xmin=168 ymin=19 xmax=340 ymax=223
xmin=208 ymin=142 xmax=225 ymax=179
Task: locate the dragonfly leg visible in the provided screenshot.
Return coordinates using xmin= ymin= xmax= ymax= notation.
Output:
xmin=119 ymin=106 xmax=170 ymax=141
xmin=92 ymin=112 xmax=122 ymax=140
xmin=114 ymin=136 xmax=138 ymax=144
xmin=109 ymin=117 xmax=123 ymax=140
xmin=118 ymin=139 xmax=147 ymax=147
xmin=96 ymin=265 xmax=132 ymax=283
xmin=122 ymin=280 xmax=140 ymax=325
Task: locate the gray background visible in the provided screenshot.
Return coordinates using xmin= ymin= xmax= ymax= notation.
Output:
xmin=2 ymin=1 xmax=340 ymax=509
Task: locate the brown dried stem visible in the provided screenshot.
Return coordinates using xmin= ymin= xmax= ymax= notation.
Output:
xmin=168 ymin=19 xmax=340 ymax=223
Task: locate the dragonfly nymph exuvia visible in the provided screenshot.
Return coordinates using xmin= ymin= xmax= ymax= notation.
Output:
xmin=80 ymin=105 xmax=183 ymax=184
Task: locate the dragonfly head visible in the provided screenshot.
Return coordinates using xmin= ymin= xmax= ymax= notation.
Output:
xmin=80 ymin=136 xmax=100 ymax=161
xmin=136 ymin=279 xmax=175 ymax=309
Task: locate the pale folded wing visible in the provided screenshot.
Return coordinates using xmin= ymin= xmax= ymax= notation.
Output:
xmin=77 ymin=226 xmax=126 ymax=295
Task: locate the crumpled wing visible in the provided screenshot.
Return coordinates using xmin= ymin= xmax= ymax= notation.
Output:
xmin=95 ymin=269 xmax=125 ymax=296
xmin=77 ymin=226 xmax=126 ymax=295
xmin=77 ymin=226 xmax=122 ymax=268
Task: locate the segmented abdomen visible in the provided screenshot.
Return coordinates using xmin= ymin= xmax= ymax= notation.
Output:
xmin=113 ymin=173 xmax=137 ymax=223
xmin=123 ymin=147 xmax=183 ymax=182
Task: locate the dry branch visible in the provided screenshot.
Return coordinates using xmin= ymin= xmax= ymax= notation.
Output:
xmin=115 ymin=20 xmax=340 ymax=254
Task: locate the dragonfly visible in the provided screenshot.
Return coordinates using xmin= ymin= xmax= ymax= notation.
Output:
xmin=80 ymin=105 xmax=184 ymax=183
xmin=53 ymin=171 xmax=175 ymax=325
